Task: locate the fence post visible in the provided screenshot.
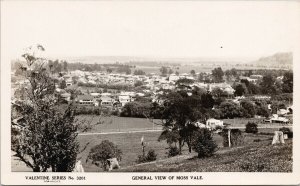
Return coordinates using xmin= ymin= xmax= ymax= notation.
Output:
xmin=228 ymin=129 xmax=231 ymax=148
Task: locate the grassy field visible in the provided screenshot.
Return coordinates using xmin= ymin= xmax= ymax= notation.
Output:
xmin=77 ymin=130 xmax=276 ymax=172
xmin=11 ymin=127 xmax=290 ymax=172
xmin=120 ymin=139 xmax=293 ymax=172
xmin=223 ymin=118 xmax=292 ymax=128
xmin=76 ymin=115 xmax=163 ymax=133
xmin=11 ymin=115 xmax=292 ymax=172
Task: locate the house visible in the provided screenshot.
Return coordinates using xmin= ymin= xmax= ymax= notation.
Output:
xmin=193 ymin=121 xmax=206 ymax=128
xmin=119 ymin=95 xmax=132 ymax=106
xmin=90 ymin=92 xmax=101 ymax=99
xmin=169 ymin=74 xmax=180 ymax=82
xmin=66 ymin=79 xmax=73 ymax=86
xmin=264 ymin=114 xmax=289 ymax=124
xmin=100 ymin=96 xmax=114 ymax=106
xmin=277 ymin=109 xmax=289 ymax=116
xmin=60 ymin=92 xmax=71 ymax=102
xmin=250 ymin=75 xmax=263 ymax=79
xmin=77 ymin=95 xmax=95 ymax=105
xmin=206 ymin=118 xmax=224 ymax=129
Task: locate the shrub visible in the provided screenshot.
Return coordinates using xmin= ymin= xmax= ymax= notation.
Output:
xmin=192 ymin=129 xmax=218 ymax=158
xmin=146 ymin=149 xmax=157 ymax=161
xmin=111 ymin=109 xmax=120 ymax=116
xmin=168 ymin=146 xmax=180 ymax=157
xmin=87 ymin=140 xmax=122 ymax=171
xmin=136 ymin=149 xmax=157 ymax=163
xmin=245 ymin=122 xmax=258 ymax=134
xmin=279 ymin=127 xmax=293 ymax=138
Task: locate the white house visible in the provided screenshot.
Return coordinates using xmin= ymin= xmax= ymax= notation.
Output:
xmin=206 ymin=118 xmax=224 ymax=129
xmin=118 ymin=95 xmax=132 ymax=106
xmin=100 ymin=96 xmax=114 ymax=106
xmin=77 ymin=95 xmax=95 ymax=105
xmin=169 ymin=74 xmax=180 ymax=82
xmin=66 ymin=79 xmax=73 ymax=86
xmin=90 ymin=92 xmax=101 ymax=99
xmin=60 ymin=92 xmax=71 ymax=102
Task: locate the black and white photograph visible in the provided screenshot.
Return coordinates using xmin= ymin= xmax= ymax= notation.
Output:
xmin=1 ymin=0 xmax=300 ymax=185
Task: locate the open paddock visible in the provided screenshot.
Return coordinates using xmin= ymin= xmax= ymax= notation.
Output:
xmin=76 ymin=115 xmax=163 ymax=133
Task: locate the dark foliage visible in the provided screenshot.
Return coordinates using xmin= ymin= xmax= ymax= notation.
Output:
xmin=136 ymin=149 xmax=157 ymax=163
xmin=87 ymin=140 xmax=122 ymax=171
xmin=168 ymin=146 xmax=180 ymax=157
xmin=279 ymin=127 xmax=293 ymax=138
xmin=191 ymin=128 xmax=218 ymax=158
xmin=245 ymin=122 xmax=258 ymax=134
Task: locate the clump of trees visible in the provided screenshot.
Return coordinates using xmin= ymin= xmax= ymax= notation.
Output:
xmin=78 ymin=82 xmax=133 ymax=91
xmin=87 ymin=140 xmax=122 ymax=171
xmin=48 ymin=59 xmax=68 ymax=74
xmin=212 ymin=67 xmax=224 ymax=83
xmin=160 ymin=66 xmax=168 ymax=76
xmin=160 ymin=66 xmax=174 ymax=76
xmin=116 ymin=65 xmax=131 ymax=74
xmin=134 ymin=80 xmax=143 ymax=87
xmin=152 ymin=89 xmax=218 ymax=155
xmin=12 ymin=45 xmax=79 ymax=172
xmin=134 ymin=69 xmax=146 ymax=75
xmin=120 ymin=97 xmax=152 ymax=118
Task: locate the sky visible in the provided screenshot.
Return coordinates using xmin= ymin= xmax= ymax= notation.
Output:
xmin=1 ymin=1 xmax=300 ymax=61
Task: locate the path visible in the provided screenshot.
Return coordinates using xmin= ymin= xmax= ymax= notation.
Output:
xmin=78 ymin=129 xmax=163 ymax=136
xmin=78 ymin=125 xmax=292 ymax=136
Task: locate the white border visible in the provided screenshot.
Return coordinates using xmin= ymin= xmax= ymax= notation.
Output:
xmin=1 ymin=0 xmax=300 ymax=185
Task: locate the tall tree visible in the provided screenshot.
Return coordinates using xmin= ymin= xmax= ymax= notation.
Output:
xmin=190 ymin=70 xmax=196 ymax=76
xmin=60 ymin=80 xmax=67 ymax=89
xmin=234 ymin=83 xmax=248 ymax=96
xmin=211 ymin=67 xmax=224 ymax=83
xmin=63 ymin=61 xmax=68 ymax=71
xmin=152 ymin=90 xmax=212 ymax=153
xmin=12 ymin=45 xmax=79 ymax=172
xmin=282 ymin=71 xmax=293 ymax=93
xmin=160 ymin=66 xmax=168 ymax=76
xmin=260 ymin=74 xmax=277 ymax=95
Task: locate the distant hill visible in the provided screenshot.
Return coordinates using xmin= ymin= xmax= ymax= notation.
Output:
xmin=58 ymin=56 xmax=251 ymax=65
xmin=251 ymin=52 xmax=293 ymax=68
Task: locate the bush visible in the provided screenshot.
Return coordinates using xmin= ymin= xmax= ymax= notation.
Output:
xmin=87 ymin=140 xmax=122 ymax=171
xmin=245 ymin=122 xmax=258 ymax=134
xmin=146 ymin=149 xmax=157 ymax=161
xmin=279 ymin=127 xmax=293 ymax=138
xmin=192 ymin=129 xmax=218 ymax=158
xmin=168 ymin=146 xmax=180 ymax=157
xmin=136 ymin=149 xmax=157 ymax=163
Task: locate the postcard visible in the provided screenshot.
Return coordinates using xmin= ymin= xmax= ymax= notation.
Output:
xmin=1 ymin=0 xmax=300 ymax=185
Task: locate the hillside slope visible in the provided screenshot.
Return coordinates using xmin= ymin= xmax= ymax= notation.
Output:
xmin=251 ymin=52 xmax=292 ymax=68
xmin=119 ymin=139 xmax=292 ymax=172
